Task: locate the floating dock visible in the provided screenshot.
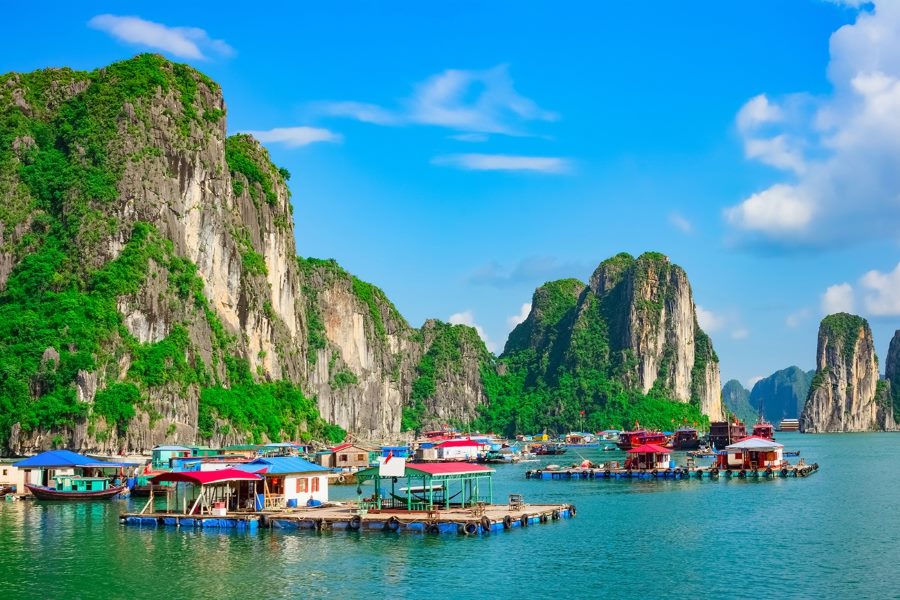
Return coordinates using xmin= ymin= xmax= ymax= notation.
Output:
xmin=120 ymin=513 xmax=260 ymax=530
xmin=526 ymin=464 xmax=819 ymax=480
xmin=121 ymin=502 xmax=575 ymax=534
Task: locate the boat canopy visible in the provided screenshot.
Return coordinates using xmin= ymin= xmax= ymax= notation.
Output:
xmin=725 ymin=436 xmax=784 ymax=451
xmin=13 ymin=450 xmax=134 ymax=469
xmin=150 ymin=468 xmax=263 ymax=486
xmin=626 ymin=444 xmax=671 ymax=454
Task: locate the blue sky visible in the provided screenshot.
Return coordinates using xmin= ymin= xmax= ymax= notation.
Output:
xmin=6 ymin=1 xmax=900 ymax=388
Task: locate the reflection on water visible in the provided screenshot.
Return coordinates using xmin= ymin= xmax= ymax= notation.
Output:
xmin=1 ymin=433 xmax=898 ymax=598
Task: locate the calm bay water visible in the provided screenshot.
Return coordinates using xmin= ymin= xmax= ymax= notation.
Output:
xmin=2 ymin=432 xmax=899 ymax=599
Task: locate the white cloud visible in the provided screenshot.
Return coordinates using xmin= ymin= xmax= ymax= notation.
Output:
xmin=432 ymin=153 xmax=571 ymax=174
xmin=450 ymin=133 xmax=489 ymax=143
xmin=725 ymin=1 xmax=900 ymax=247
xmin=822 ymin=282 xmax=855 ymax=314
xmin=313 ymin=65 xmax=556 ymax=136
xmin=786 ymin=308 xmax=812 ymax=328
xmin=860 ymin=261 xmax=900 ymax=315
xmin=242 ymin=127 xmax=341 ymax=148
xmin=88 ymin=14 xmax=232 ymax=60
xmin=668 ymin=212 xmax=693 ymax=234
xmin=746 ymin=375 xmax=765 ymax=390
xmin=731 ymin=328 xmax=750 ymax=340
xmin=696 ymin=305 xmax=726 ymax=333
xmin=449 ymin=310 xmax=498 ymax=353
xmin=724 ymin=184 xmax=814 ymax=234
xmin=507 ymin=303 xmax=532 ymax=329
xmin=311 ymin=101 xmax=399 ymax=125
xmin=736 ymin=94 xmax=784 ymax=133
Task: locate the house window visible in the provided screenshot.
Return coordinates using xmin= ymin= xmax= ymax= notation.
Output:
xmin=312 ymin=477 xmax=319 ymax=493
xmin=2 ymin=469 xmax=6 ymax=476
xmin=339 ymin=454 xmax=348 ymax=463
xmin=357 ymin=454 xmax=365 ymax=461
xmin=298 ymin=478 xmax=308 ymax=493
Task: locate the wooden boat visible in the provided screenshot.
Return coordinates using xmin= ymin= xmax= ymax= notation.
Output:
xmin=533 ymin=443 xmax=567 ymax=456
xmin=25 ymin=482 xmax=126 ymax=501
xmin=616 ymin=430 xmax=667 ymax=450
xmin=751 ymin=421 xmax=775 ymax=440
xmin=0 ymin=485 xmax=14 ymax=497
xmin=672 ymin=427 xmax=701 ymax=450
xmin=708 ymin=420 xmax=747 ymax=450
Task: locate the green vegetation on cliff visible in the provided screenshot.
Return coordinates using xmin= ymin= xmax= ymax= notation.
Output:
xmin=821 ymin=313 xmax=868 ymax=363
xmin=721 ymin=379 xmax=757 ymax=425
xmin=472 ymin=252 xmax=712 ymax=435
xmin=0 ymin=56 xmax=343 ymax=447
xmin=403 ymin=321 xmax=488 ymax=432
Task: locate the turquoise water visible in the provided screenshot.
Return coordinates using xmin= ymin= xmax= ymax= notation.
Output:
xmin=1 ymin=432 xmax=898 ymax=599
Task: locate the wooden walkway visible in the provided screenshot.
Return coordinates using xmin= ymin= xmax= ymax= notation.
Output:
xmin=526 ymin=464 xmax=819 ymax=480
xmin=120 ymin=502 xmax=575 ymax=534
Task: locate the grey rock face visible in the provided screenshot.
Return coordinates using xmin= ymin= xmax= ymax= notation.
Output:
xmin=801 ymin=314 xmax=895 ymax=433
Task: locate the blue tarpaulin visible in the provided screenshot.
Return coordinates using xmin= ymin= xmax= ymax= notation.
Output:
xmin=13 ymin=450 xmax=134 ymax=469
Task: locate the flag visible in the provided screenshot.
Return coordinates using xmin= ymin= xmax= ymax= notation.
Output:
xmin=384 ymin=450 xmax=393 ymax=463
xmin=579 ymin=410 xmax=585 ymax=416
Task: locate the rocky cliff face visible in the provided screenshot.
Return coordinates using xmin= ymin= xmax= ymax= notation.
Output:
xmin=882 ymin=330 xmax=900 ymax=427
xmin=800 ymin=314 xmax=894 ymax=433
xmin=749 ymin=366 xmax=814 ymax=421
xmin=579 ymin=252 xmax=723 ymax=420
xmin=722 ymin=380 xmax=757 ymax=425
xmin=297 ymin=259 xmax=489 ymax=437
xmin=0 ymin=55 xmax=489 ymax=454
xmin=481 ymin=252 xmax=723 ymax=434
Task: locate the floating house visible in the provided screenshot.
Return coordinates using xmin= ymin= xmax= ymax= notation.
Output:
xmin=356 ymin=462 xmax=495 ymax=511
xmin=142 ymin=468 xmax=263 ymax=517
xmin=624 ymin=444 xmax=672 ymax=470
xmin=436 ymin=439 xmax=481 ymax=461
xmin=235 ymin=456 xmax=330 ymax=509
xmin=220 ymin=444 xmax=263 ymax=458
xmin=151 ymin=445 xmax=192 ymax=470
xmin=318 ymin=443 xmax=375 ymax=470
xmin=0 ymin=458 xmax=28 ymax=494
xmin=718 ymin=436 xmax=784 ymax=470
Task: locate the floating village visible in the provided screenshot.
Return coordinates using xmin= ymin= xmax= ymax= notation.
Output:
xmin=0 ymin=417 xmax=816 ymax=537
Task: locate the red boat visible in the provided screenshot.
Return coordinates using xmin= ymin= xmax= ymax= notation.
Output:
xmin=25 ymin=483 xmax=126 ymax=501
xmin=751 ymin=421 xmax=775 ymax=440
xmin=672 ymin=427 xmax=701 ymax=450
xmin=616 ymin=430 xmax=667 ymax=450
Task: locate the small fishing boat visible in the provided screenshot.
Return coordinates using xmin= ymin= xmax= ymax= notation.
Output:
xmin=26 ymin=476 xmax=125 ymax=501
xmin=0 ymin=485 xmax=14 ymax=497
xmin=534 ymin=443 xmax=567 ymax=456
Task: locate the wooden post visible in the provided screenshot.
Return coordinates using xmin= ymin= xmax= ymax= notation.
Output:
xmin=188 ymin=486 xmax=203 ymax=515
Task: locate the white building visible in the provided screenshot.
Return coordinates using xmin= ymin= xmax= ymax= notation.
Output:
xmin=436 ymin=439 xmax=481 ymax=461
xmin=236 ymin=456 xmax=330 ymax=508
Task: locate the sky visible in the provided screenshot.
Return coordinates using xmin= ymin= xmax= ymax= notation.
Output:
xmin=5 ymin=1 xmax=900 ymax=389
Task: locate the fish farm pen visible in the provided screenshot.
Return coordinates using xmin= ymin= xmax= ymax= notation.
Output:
xmin=525 ymin=464 xmax=819 ymax=480
xmin=121 ymin=502 xmax=575 ymax=535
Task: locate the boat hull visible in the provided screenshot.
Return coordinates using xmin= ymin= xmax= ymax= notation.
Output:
xmin=25 ymin=483 xmax=126 ymax=501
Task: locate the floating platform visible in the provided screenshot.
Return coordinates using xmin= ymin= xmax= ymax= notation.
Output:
xmin=120 ymin=513 xmax=260 ymax=530
xmin=261 ymin=503 xmax=574 ymax=535
xmin=120 ymin=502 xmax=574 ymax=535
xmin=525 ymin=464 xmax=819 ymax=480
